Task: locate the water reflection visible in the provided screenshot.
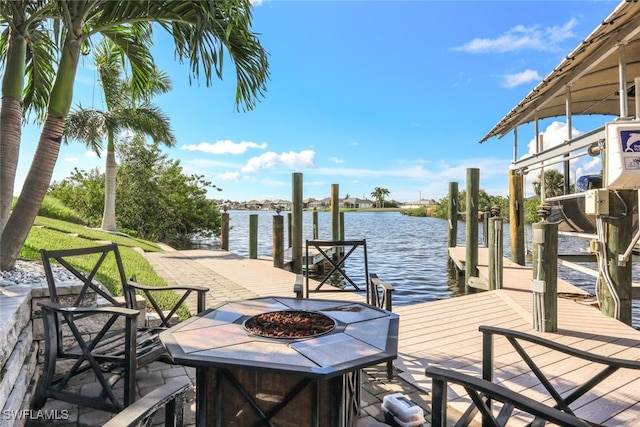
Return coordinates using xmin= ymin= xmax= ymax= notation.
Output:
xmin=189 ymin=210 xmax=640 ymax=326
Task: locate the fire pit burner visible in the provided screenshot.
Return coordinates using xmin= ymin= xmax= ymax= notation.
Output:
xmin=244 ymin=310 xmax=335 ymax=339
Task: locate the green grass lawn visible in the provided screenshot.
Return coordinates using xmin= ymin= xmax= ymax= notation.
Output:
xmin=20 ymin=214 xmax=190 ymax=319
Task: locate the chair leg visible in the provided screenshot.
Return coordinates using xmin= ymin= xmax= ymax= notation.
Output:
xmin=33 ymin=309 xmax=59 ymax=409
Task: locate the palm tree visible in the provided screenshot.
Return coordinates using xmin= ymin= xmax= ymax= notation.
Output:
xmin=0 ymin=0 xmax=57 ymax=231
xmin=64 ymin=39 xmax=175 ymax=232
xmin=533 ymin=169 xmax=565 ymax=199
xmin=371 ymin=187 xmax=390 ymax=208
xmin=0 ymin=0 xmax=269 ymax=270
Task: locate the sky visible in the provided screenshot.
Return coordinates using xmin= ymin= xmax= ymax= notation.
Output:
xmin=15 ymin=0 xmax=622 ymax=204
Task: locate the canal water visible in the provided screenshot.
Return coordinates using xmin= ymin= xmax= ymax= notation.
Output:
xmin=190 ymin=210 xmax=640 ymax=326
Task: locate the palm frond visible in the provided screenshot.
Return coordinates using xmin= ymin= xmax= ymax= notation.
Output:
xmin=115 ymin=105 xmax=176 ymax=147
xmin=96 ymin=0 xmax=269 ymax=111
xmin=95 ymin=38 xmax=126 ymax=109
xmin=100 ymin=22 xmax=156 ymax=102
xmin=64 ymin=106 xmax=107 ymax=154
xmin=23 ymin=25 xmax=57 ymax=123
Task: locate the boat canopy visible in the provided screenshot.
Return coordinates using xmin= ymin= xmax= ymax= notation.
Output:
xmin=480 ymin=1 xmax=640 ymax=144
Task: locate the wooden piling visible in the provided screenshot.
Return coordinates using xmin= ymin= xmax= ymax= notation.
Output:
xmin=312 ymin=210 xmax=319 ymax=240
xmin=532 ymin=220 xmax=558 ymax=332
xmin=287 ymin=212 xmax=292 ymax=248
xmin=599 ymin=189 xmax=635 ymax=325
xmin=340 ymin=212 xmax=345 ymax=240
xmin=488 ymin=217 xmax=503 ymax=290
xmin=465 ymin=168 xmax=479 ymax=289
xmin=221 ymin=212 xmax=229 ymax=251
xmin=291 ymin=173 xmax=303 ymax=274
xmin=331 ymin=184 xmax=340 ymax=241
xmin=447 ymin=182 xmax=458 ymax=248
xmin=273 ymin=214 xmax=284 ymax=268
xmin=482 ymin=210 xmax=490 ymax=248
xmin=249 ymin=214 xmax=258 ymax=259
xmin=509 ymin=169 xmax=526 ymax=266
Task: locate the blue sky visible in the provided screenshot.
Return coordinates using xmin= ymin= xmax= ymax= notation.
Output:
xmin=16 ymin=0 xmax=620 ymax=203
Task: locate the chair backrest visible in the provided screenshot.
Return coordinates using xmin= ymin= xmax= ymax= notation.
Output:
xmin=40 ymin=243 xmax=132 ymax=309
xmin=103 ymin=378 xmax=191 ymax=427
xmin=426 ymin=366 xmax=595 ymax=427
xmin=304 ymin=239 xmax=370 ymax=298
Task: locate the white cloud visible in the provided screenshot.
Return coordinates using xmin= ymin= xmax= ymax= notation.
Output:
xmin=186 ymin=158 xmax=242 ymax=169
xmin=65 ymin=156 xmax=79 ymax=163
xmin=519 ymin=121 xmax=606 ymax=195
xmin=331 ymin=157 xmax=345 ymax=164
xmin=181 ymin=140 xmax=267 ymax=155
xmin=219 ymin=172 xmax=242 ymax=181
xmin=525 ymin=121 xmax=581 ymax=157
xmin=503 ymin=69 xmax=542 ymax=88
xmin=242 ymin=150 xmax=316 ymax=172
xmin=455 ymin=18 xmax=577 ymax=53
xmin=313 ymin=158 xmax=510 ymax=183
xmin=250 ymin=0 xmax=263 ymax=5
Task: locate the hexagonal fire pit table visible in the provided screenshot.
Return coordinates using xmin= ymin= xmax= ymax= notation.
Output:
xmin=159 ymin=296 xmax=399 ymax=427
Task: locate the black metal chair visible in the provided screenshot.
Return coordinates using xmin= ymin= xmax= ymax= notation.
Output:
xmin=425 ymin=366 xmax=595 ymax=427
xmin=426 ymin=325 xmax=640 ymax=426
xmin=293 ymin=239 xmax=395 ymax=378
xmin=103 ymin=378 xmax=191 ymax=427
xmin=33 ymin=244 xmax=208 ymax=413
xmin=294 ymin=239 xmax=394 ymax=305
xmin=480 ymin=325 xmax=640 ymax=423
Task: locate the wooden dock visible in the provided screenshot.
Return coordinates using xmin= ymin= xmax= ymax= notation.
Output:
xmin=145 ymin=247 xmax=640 ymax=425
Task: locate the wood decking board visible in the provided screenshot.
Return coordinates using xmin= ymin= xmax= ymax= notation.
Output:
xmin=144 ymin=247 xmax=640 ymax=425
xmin=397 ymin=246 xmax=640 ymax=424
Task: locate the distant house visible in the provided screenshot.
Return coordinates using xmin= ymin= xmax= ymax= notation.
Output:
xmin=342 ymin=197 xmax=374 ymax=209
xmin=303 ymin=198 xmax=316 ymax=209
xmin=402 ymin=199 xmax=436 ymax=209
xmin=244 ymin=200 xmax=262 ymax=210
xmin=307 ymin=198 xmax=330 ymax=209
xmin=270 ymin=199 xmax=292 ymax=211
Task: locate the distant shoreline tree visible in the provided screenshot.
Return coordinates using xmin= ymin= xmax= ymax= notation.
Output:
xmin=430 ymin=189 xmax=510 ymax=222
xmin=49 ymin=136 xmax=221 ymax=245
xmin=532 ymin=169 xmax=568 ymax=198
xmin=371 ymin=187 xmax=390 ymax=208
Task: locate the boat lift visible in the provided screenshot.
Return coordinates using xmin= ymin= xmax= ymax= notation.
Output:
xmin=479 ymin=0 xmax=640 ymax=322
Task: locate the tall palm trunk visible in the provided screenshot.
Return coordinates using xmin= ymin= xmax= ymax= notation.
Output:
xmin=101 ymin=136 xmax=117 ymax=231
xmin=0 ymin=117 xmax=65 ymax=270
xmin=0 ymin=35 xmax=80 ymax=270
xmin=0 ymin=29 xmax=27 ymax=232
xmin=0 ymin=98 xmax=23 ymax=231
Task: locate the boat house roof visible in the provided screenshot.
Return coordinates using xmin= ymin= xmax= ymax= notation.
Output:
xmin=480 ymin=1 xmax=640 ymax=143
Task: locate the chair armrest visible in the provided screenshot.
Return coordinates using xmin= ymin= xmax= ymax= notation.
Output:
xmin=38 ymin=300 xmax=139 ymax=318
xmin=127 ymin=282 xmax=209 ymax=293
xmin=370 ymin=273 xmax=394 ymax=291
xmin=369 ymin=273 xmax=394 ymax=311
xmin=127 ymin=281 xmax=208 ymax=315
xmin=103 ymin=378 xmax=190 ymax=427
xmin=479 ymin=325 xmax=640 ymax=370
xmin=425 ymin=366 xmax=595 ymax=427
